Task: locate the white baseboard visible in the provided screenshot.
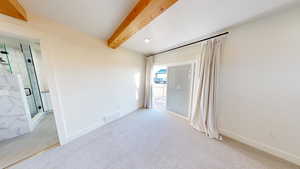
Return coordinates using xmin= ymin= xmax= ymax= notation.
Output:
xmin=30 ymin=111 xmax=49 ymax=131
xmin=65 ymin=107 xmax=142 ymax=144
xmin=220 ymin=128 xmax=300 ymax=166
xmin=66 ymin=119 xmax=105 ymax=144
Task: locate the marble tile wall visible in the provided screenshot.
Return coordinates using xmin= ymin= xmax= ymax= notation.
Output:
xmin=0 ymin=73 xmax=31 ymax=142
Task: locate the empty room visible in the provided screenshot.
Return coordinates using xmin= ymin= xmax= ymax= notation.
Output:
xmin=0 ymin=0 xmax=299 ymax=168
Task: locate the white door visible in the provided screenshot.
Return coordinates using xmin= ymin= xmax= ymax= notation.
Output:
xmin=166 ymin=64 xmax=192 ymax=117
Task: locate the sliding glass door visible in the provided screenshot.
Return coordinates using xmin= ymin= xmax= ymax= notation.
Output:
xmin=166 ymin=64 xmax=192 ymax=118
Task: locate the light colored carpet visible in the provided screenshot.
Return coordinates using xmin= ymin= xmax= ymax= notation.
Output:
xmin=9 ymin=109 xmax=299 ymax=169
xmin=0 ymin=113 xmax=58 ymax=168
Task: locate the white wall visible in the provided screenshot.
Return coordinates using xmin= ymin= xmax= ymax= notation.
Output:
xmin=154 ymin=5 xmax=300 ymax=165
xmin=0 ymin=13 xmax=145 ymax=144
xmin=154 ymin=45 xmax=197 ymax=66
xmin=218 ymin=5 xmax=300 ymax=165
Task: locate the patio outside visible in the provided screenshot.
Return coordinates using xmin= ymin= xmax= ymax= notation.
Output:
xmin=152 ymin=66 xmax=167 ymax=110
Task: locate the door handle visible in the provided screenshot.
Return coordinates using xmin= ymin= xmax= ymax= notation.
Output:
xmin=0 ymin=51 xmax=8 ymax=54
xmin=24 ymin=88 xmax=32 ymax=96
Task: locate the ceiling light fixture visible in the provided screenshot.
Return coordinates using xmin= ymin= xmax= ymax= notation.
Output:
xmin=144 ymin=38 xmax=151 ymax=43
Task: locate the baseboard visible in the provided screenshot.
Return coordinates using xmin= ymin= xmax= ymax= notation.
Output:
xmin=166 ymin=110 xmax=189 ymax=121
xmin=30 ymin=111 xmax=49 ymax=131
xmin=220 ymin=128 xmax=300 ymax=166
xmin=65 ymin=107 xmax=142 ymax=144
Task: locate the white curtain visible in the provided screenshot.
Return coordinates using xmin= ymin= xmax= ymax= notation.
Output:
xmin=144 ymin=56 xmax=154 ymax=108
xmin=190 ymin=37 xmax=224 ymax=139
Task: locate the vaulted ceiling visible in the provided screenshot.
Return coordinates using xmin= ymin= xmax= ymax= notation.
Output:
xmin=19 ymin=0 xmax=298 ymax=55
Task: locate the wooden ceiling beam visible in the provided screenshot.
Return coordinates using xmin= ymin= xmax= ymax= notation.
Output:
xmin=107 ymin=0 xmax=177 ymax=49
xmin=0 ymin=0 xmax=27 ymax=21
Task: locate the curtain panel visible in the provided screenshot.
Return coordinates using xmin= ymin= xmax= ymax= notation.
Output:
xmin=190 ymin=37 xmax=224 ymax=140
xmin=144 ymin=56 xmax=154 ymax=108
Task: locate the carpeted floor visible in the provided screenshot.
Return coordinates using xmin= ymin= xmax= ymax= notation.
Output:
xmin=9 ymin=109 xmax=299 ymax=169
xmin=0 ymin=113 xmax=59 ymax=169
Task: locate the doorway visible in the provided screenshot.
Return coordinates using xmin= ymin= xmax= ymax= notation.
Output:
xmin=152 ymin=66 xmax=168 ymax=110
xmin=167 ymin=64 xmax=193 ymax=118
xmin=0 ymin=36 xmax=59 ymax=168
xmin=152 ymin=63 xmax=194 ymax=119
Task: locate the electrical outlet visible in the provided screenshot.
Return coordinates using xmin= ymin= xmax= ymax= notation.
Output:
xmin=102 ymin=116 xmax=107 ymax=123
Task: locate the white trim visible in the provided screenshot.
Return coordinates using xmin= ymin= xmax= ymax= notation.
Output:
xmin=220 ymin=128 xmax=300 ymax=166
xmin=166 ymin=110 xmax=189 ymax=121
xmin=66 ymin=120 xmax=105 ymax=143
xmin=39 ymin=40 xmax=68 ymax=145
xmin=30 ymin=111 xmax=48 ymax=130
xmin=65 ymin=108 xmax=141 ymax=144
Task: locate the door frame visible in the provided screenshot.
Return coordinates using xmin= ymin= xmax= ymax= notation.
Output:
xmin=154 ymin=60 xmax=196 ymax=120
xmin=20 ymin=43 xmax=45 ymax=117
xmin=0 ymin=31 xmax=66 ymax=145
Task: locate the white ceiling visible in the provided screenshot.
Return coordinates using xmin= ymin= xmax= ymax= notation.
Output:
xmin=19 ymin=0 xmax=298 ymax=55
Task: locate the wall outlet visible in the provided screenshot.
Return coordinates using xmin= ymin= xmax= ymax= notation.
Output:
xmin=103 ymin=112 xmax=121 ymax=124
xmin=102 ymin=116 xmax=107 ymax=123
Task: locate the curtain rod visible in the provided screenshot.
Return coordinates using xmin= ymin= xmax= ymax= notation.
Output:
xmin=149 ymin=32 xmax=229 ymax=56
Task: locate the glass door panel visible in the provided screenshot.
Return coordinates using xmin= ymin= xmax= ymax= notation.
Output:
xmin=0 ymin=42 xmax=12 ymax=73
xmin=6 ymin=42 xmax=40 ymax=118
xmin=166 ymin=64 xmax=192 ymax=117
xmin=20 ymin=43 xmax=44 ymax=117
xmin=1 ymin=38 xmax=44 ymax=118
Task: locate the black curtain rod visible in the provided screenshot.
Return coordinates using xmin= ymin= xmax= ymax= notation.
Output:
xmin=149 ymin=32 xmax=229 ymax=56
